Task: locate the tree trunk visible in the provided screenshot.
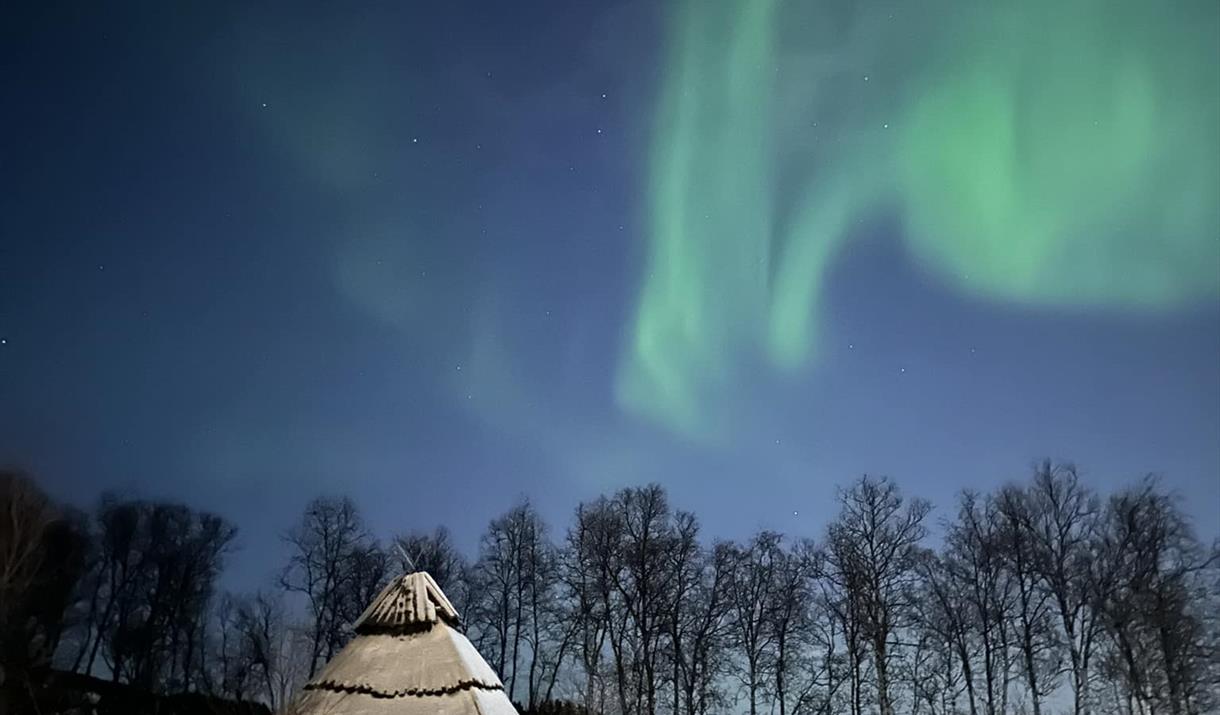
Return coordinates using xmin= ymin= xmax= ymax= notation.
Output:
xmin=875 ymin=635 xmax=894 ymax=715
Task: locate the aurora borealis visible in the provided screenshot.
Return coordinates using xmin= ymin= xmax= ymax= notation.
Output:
xmin=623 ymin=0 xmax=1220 ymax=437
xmin=2 ymin=0 xmax=1218 ymax=587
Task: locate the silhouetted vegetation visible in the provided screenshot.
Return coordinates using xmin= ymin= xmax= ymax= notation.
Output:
xmin=3 ymin=462 xmax=1218 ymax=714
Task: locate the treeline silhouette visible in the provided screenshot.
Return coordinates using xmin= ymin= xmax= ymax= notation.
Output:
xmin=1 ymin=462 xmax=1217 ymax=715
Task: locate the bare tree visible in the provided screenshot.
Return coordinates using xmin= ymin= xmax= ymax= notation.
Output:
xmin=212 ymin=594 xmax=255 ymax=702
xmin=124 ymin=504 xmax=236 ymax=691
xmin=726 ymin=531 xmax=780 ymax=715
xmin=823 ymin=528 xmax=871 ymax=715
xmin=904 ymin=617 xmax=965 ymax=715
xmin=0 ymin=471 xmax=87 ymax=712
xmin=339 ymin=541 xmax=391 ymax=629
xmin=941 ymin=491 xmax=1015 ymax=715
xmin=0 ymin=471 xmax=57 ymax=634
xmin=826 ymin=475 xmax=930 ymax=715
xmin=470 ymin=502 xmax=525 ymax=702
xmin=71 ymin=496 xmax=141 ymax=677
xmin=918 ymin=549 xmax=977 ymax=715
xmin=610 ymin=485 xmax=675 ymax=715
xmin=564 ymin=500 xmax=618 ymax=714
xmin=468 ymin=499 xmax=564 ymax=709
xmin=523 ymin=516 xmax=571 ymax=708
xmin=280 ymin=496 xmax=375 ymax=677
xmin=994 ymin=484 xmax=1061 ymax=715
xmin=764 ymin=539 xmax=816 ymax=715
xmin=1095 ymin=479 xmax=1220 ymax=715
xmin=394 ymin=526 xmax=474 ymax=640
xmin=393 ymin=526 xmax=468 ymax=605
xmin=1026 ymin=462 xmax=1103 ymax=715
xmin=668 ymin=536 xmax=733 ymax=715
xmin=805 ymin=560 xmax=853 ymax=715
xmin=8 ymin=457 xmax=1216 ymax=715
xmin=239 ymin=592 xmax=285 ymax=709
xmin=58 ymin=496 xmax=235 ymax=693
xmin=208 ymin=590 xmax=305 ymax=710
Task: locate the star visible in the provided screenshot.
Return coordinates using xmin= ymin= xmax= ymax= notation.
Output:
xmin=261 ymin=102 xmax=268 ymax=108
xmin=412 ymin=137 xmax=419 ymax=143
xmin=899 ymin=367 xmax=906 ymax=374
xmin=1 ymin=338 xmax=6 ymax=345
xmin=456 ymin=364 xmax=462 ymax=371
xmin=596 ymin=128 xmax=603 ymax=134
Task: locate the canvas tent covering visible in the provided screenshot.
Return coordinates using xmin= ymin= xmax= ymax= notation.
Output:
xmin=289 ymin=571 xmax=519 ymax=715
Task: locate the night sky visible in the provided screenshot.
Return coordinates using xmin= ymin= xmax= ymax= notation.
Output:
xmin=3 ymin=0 xmax=1218 ymax=589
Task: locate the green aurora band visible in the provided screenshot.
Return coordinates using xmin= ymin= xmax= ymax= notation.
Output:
xmin=618 ymin=0 xmax=1220 ymax=438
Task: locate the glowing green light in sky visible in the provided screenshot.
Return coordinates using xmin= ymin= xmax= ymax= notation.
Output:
xmin=900 ymin=0 xmax=1220 ymax=310
xmin=620 ymin=0 xmax=1220 ymax=438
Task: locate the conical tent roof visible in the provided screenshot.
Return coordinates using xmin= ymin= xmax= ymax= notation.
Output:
xmin=289 ymin=572 xmax=519 ymax=715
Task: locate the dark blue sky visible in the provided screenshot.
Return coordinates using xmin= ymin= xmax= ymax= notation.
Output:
xmin=3 ymin=0 xmax=1218 ymax=589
